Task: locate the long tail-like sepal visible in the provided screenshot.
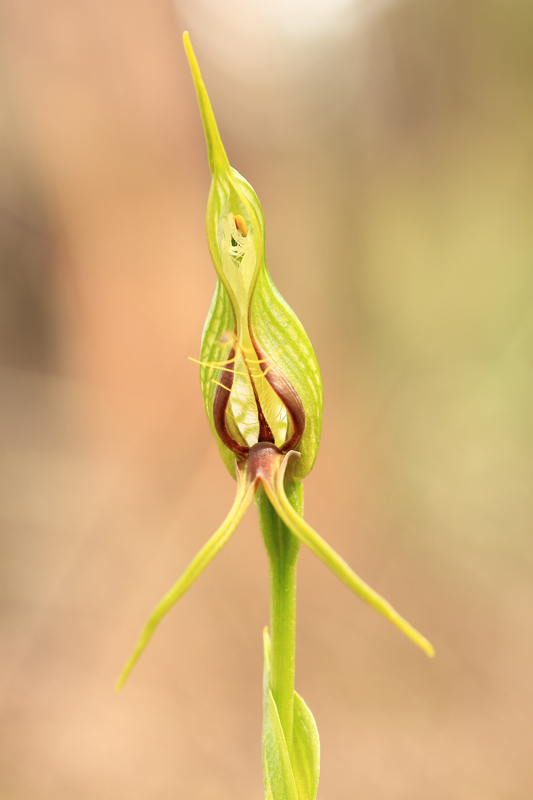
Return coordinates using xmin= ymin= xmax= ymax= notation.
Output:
xmin=116 ymin=467 xmax=255 ymax=689
xmin=263 ymin=452 xmax=435 ymax=659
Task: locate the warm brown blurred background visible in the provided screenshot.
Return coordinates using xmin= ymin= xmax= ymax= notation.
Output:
xmin=0 ymin=1 xmax=532 ymax=798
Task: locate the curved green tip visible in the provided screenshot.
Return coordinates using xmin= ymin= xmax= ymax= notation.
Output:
xmin=400 ymin=624 xmax=435 ymax=659
xmin=425 ymin=641 xmax=436 ymax=658
xmin=183 ymin=31 xmax=230 ymax=174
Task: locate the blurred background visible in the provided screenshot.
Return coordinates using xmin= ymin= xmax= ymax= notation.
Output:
xmin=0 ymin=0 xmax=532 ymax=797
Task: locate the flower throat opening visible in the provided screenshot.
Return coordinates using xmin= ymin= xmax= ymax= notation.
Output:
xmin=200 ymin=206 xmax=306 ymax=459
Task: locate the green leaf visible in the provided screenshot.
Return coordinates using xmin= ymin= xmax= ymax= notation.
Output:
xmin=263 ymin=685 xmax=300 ymax=800
xmin=292 ymin=691 xmax=320 ymax=800
xmin=262 ymin=629 xmax=300 ymax=800
xmin=262 ymin=629 xmax=321 ymax=800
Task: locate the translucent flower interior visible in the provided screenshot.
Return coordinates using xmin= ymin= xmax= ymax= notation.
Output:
xmin=212 ymin=205 xmax=289 ymax=450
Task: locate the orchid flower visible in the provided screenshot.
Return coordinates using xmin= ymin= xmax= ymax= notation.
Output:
xmin=117 ymin=33 xmax=434 ymax=800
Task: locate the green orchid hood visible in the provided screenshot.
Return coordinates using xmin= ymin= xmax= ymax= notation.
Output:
xmin=184 ymin=33 xmax=322 ymax=480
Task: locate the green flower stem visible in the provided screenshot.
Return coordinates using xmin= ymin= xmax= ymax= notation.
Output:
xmin=256 ymin=480 xmax=303 ymax=753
